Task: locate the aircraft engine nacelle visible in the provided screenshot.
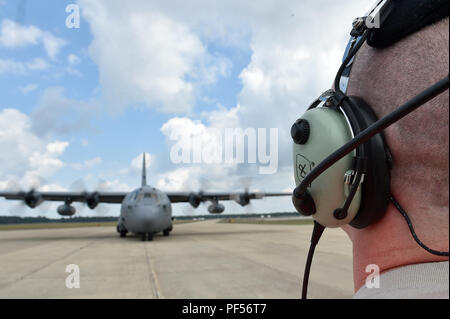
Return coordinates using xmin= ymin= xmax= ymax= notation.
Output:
xmin=208 ymin=203 xmax=225 ymax=214
xmin=86 ymin=192 xmax=100 ymax=209
xmin=24 ymin=191 xmax=43 ymax=208
xmin=188 ymin=193 xmax=201 ymax=208
xmin=57 ymin=204 xmax=76 ymax=216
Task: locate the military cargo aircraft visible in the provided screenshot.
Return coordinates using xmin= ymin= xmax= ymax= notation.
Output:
xmin=0 ymin=153 xmax=290 ymax=241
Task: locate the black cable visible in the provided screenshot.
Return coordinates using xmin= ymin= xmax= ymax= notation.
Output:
xmin=293 ymin=74 xmax=449 ymax=200
xmin=390 ymin=195 xmax=449 ymax=257
xmin=301 ymin=221 xmax=325 ymax=299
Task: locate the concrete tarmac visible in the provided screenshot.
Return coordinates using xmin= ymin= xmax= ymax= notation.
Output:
xmin=0 ymin=219 xmax=354 ymax=299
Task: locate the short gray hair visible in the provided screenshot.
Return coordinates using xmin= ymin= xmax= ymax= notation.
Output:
xmin=347 ymin=17 xmax=449 ymax=210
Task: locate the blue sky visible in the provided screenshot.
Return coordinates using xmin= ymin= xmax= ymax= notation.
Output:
xmin=0 ymin=0 xmax=373 ymax=218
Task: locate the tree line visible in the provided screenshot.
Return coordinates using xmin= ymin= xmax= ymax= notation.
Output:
xmin=0 ymin=216 xmax=118 ymax=224
xmin=0 ymin=212 xmax=299 ymax=224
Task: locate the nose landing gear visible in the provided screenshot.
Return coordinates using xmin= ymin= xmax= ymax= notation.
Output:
xmin=140 ymin=233 xmax=154 ymax=241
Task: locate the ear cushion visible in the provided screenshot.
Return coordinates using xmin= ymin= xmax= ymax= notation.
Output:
xmin=345 ymin=96 xmax=392 ymax=228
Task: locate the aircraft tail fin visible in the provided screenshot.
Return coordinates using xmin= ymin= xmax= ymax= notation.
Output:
xmin=141 ymin=152 xmax=147 ymax=187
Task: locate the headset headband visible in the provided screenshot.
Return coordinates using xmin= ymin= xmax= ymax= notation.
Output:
xmin=368 ymin=0 xmax=449 ymax=48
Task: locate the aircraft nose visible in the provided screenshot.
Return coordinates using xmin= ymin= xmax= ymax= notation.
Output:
xmin=138 ymin=207 xmax=156 ymax=226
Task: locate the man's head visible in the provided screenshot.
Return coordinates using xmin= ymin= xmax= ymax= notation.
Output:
xmin=342 ymin=17 xmax=449 ymax=291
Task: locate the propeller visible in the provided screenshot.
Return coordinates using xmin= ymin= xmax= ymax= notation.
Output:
xmin=181 ymin=177 xmax=211 ymax=215
xmin=69 ymin=178 xmax=87 ymax=216
xmin=231 ymin=176 xmax=264 ymax=213
xmin=6 ymin=179 xmax=27 ymax=216
xmin=5 ymin=175 xmax=52 ymax=216
xmin=72 ymin=178 xmax=111 ymax=216
xmin=187 ymin=190 xmax=204 ymax=208
xmin=92 ymin=178 xmax=111 ymax=216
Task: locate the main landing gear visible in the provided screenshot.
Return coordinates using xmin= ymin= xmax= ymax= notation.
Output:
xmin=117 ymin=224 xmax=128 ymax=238
xmin=163 ymin=225 xmax=173 ymax=236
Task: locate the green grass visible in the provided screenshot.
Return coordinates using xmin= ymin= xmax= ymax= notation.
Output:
xmin=0 ymin=221 xmax=118 ymax=231
xmin=172 ymin=219 xmax=200 ymax=224
xmin=218 ymin=218 xmax=314 ymax=226
xmin=0 ymin=219 xmax=200 ymax=231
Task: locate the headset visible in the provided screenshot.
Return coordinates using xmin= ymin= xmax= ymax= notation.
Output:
xmin=290 ymin=0 xmax=449 ymax=299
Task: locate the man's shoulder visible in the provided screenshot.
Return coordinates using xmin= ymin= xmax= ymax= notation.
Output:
xmin=353 ymin=261 xmax=449 ymax=299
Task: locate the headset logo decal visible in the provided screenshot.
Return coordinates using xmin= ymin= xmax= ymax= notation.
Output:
xmin=296 ymin=154 xmax=315 ymax=183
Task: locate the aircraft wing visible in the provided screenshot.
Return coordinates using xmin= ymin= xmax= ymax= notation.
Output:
xmin=0 ymin=191 xmax=127 ymax=205
xmin=166 ymin=191 xmax=291 ymax=204
xmin=0 ymin=188 xmax=291 ymax=215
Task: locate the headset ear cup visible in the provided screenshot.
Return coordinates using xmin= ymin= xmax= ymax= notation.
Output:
xmin=293 ymin=107 xmax=362 ymax=228
xmin=346 ymin=96 xmax=392 ymax=228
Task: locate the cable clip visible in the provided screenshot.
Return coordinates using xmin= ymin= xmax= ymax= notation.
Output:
xmin=344 ymin=170 xmax=364 ymax=194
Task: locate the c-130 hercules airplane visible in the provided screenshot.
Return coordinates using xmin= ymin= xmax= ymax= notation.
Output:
xmin=0 ymin=153 xmax=290 ymax=241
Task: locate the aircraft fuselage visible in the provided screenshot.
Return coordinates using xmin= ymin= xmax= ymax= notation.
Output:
xmin=117 ymin=185 xmax=172 ymax=238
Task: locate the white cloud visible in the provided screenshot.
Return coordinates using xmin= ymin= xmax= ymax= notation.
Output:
xmin=46 ymin=141 xmax=69 ymax=155
xmin=0 ymin=19 xmax=41 ymax=47
xmin=158 ymin=109 xmax=255 ymax=193
xmin=0 ymin=19 xmax=66 ymax=59
xmin=67 ymin=54 xmax=80 ymax=66
xmin=41 ymin=35 xmax=66 ymax=60
xmin=0 ymin=109 xmax=110 ymax=217
xmin=156 ymin=166 xmax=201 ymax=191
xmin=79 ymin=0 xmax=232 ymax=113
xmin=204 ymin=104 xmax=241 ymax=129
xmin=20 ymin=83 xmax=39 ymax=94
xmin=69 ymin=157 xmax=102 ymax=170
xmin=30 ymin=87 xmax=100 ymax=137
xmin=131 ymin=152 xmax=151 ymax=171
xmin=65 ymin=53 xmax=82 ymax=76
xmin=26 ymin=57 xmax=49 ymax=70
xmin=95 ymin=178 xmax=132 ymax=192
xmin=0 ymin=58 xmax=24 ymax=74
xmin=0 ymin=108 xmax=69 ymax=189
xmin=119 ymin=152 xmax=152 ymax=178
xmin=0 ymin=57 xmax=49 ymax=74
xmin=85 ymin=157 xmax=102 ymax=168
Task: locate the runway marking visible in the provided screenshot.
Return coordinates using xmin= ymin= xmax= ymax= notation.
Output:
xmin=143 ymin=243 xmax=164 ymax=299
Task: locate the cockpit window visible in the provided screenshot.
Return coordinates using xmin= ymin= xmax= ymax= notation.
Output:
xmin=144 ymin=193 xmax=158 ymax=200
